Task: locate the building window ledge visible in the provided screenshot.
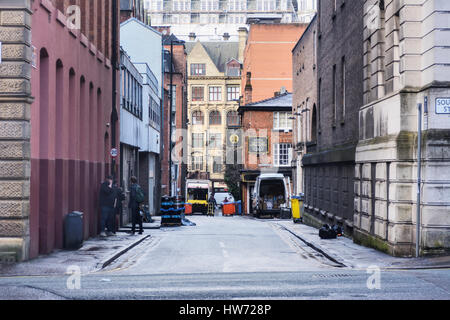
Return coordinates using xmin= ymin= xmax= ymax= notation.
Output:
xmin=69 ymin=27 xmax=78 ymax=39
xmin=89 ymin=43 xmax=97 ymax=56
xmin=80 ymin=34 xmax=89 ymax=48
xmin=40 ymin=0 xmax=54 ymax=14
xmin=97 ymin=51 xmax=105 ymax=63
xmin=56 ymin=10 xmax=66 ymax=27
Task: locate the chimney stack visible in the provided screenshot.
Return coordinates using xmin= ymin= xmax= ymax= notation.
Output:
xmin=238 ymin=27 xmax=248 ymax=63
xmin=245 ymin=72 xmax=253 ymax=105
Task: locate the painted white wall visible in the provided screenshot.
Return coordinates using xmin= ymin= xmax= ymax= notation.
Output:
xmin=120 ymin=19 xmax=162 ymax=155
xmin=120 ymin=19 xmax=163 ymax=99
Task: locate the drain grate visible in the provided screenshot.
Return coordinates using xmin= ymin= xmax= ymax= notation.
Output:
xmin=312 ymin=273 xmax=356 ymax=279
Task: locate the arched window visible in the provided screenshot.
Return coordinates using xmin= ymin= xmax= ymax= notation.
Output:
xmin=227 ymin=111 xmax=240 ymax=127
xmin=209 ymin=111 xmax=221 ymax=125
xmin=192 ymin=111 xmax=204 ymax=125
xmin=39 ymin=48 xmax=49 ymax=158
xmin=55 ymin=59 xmax=64 ymax=158
xmin=79 ymin=76 xmax=86 ymax=159
xmin=311 ymin=104 xmax=317 ymax=142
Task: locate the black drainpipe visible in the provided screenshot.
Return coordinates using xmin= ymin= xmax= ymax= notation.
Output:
xmin=111 ymin=0 xmax=119 ymax=180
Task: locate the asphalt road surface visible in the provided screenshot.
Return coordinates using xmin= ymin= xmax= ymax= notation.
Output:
xmin=0 ymin=216 xmax=449 ymax=300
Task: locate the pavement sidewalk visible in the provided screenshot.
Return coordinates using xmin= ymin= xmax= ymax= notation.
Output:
xmin=275 ymin=220 xmax=450 ymax=270
xmin=120 ymin=216 xmax=162 ymax=231
xmin=0 ymin=232 xmax=150 ymax=277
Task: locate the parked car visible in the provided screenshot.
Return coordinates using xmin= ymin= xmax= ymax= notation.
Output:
xmin=252 ymin=174 xmax=292 ymax=218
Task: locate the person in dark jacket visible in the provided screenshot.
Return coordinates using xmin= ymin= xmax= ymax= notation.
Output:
xmin=129 ymin=176 xmax=143 ymax=235
xmin=208 ymin=194 xmax=217 ymax=217
xmin=99 ymin=176 xmax=115 ymax=237
xmin=112 ymin=181 xmax=125 ymax=234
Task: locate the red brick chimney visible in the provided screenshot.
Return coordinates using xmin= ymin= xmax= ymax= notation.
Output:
xmin=245 ymin=72 xmax=252 ymax=105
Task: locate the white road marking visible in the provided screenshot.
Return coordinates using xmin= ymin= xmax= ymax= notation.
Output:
xmin=222 ymin=250 xmax=230 ymax=259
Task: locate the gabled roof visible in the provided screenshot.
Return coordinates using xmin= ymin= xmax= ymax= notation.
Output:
xmin=241 ymin=92 xmax=292 ymax=109
xmin=120 ymin=18 xmax=162 ymax=36
xmin=185 ymin=41 xmax=239 ymax=73
xmin=163 ymin=33 xmax=184 ymax=45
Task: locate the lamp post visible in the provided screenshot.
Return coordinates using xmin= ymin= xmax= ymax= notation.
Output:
xmin=111 ymin=0 xmax=119 ymax=180
xmin=416 ymin=103 xmax=422 ymax=258
xmin=169 ymin=40 xmax=174 ymax=197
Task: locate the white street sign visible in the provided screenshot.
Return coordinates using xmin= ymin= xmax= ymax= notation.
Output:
xmin=436 ymin=98 xmax=450 ymax=114
xmin=110 ymin=148 xmax=118 ymax=158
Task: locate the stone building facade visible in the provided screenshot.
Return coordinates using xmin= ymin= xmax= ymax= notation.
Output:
xmin=146 ymin=0 xmax=306 ymax=25
xmin=292 ymin=15 xmax=317 ymax=196
xmin=355 ymin=0 xmax=450 ymax=256
xmin=0 ymin=0 xmax=32 ymax=263
xmin=185 ymin=40 xmax=242 ymax=190
xmin=301 ymin=0 xmax=364 ymax=233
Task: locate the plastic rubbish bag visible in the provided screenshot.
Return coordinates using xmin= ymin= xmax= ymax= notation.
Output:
xmin=319 ymin=224 xmax=337 ymax=239
xmin=319 ymin=224 xmax=344 ymax=239
xmin=182 ymin=218 xmax=196 ymax=227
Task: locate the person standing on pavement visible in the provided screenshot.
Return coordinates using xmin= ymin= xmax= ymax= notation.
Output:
xmin=129 ymin=176 xmax=144 ymax=235
xmin=208 ymin=194 xmax=217 ymax=217
xmin=112 ymin=181 xmax=125 ymax=234
xmin=99 ymin=176 xmax=115 ymax=237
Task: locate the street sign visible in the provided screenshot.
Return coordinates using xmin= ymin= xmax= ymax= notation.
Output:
xmin=229 ymin=134 xmax=239 ymax=145
xmin=110 ymin=148 xmax=118 ymax=158
xmin=436 ymin=98 xmax=450 ymax=114
xmin=249 ymin=137 xmax=268 ymax=153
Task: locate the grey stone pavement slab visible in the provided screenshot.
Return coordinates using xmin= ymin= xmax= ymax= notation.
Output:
xmin=120 ymin=216 xmax=162 ymax=230
xmin=0 ymin=232 xmax=150 ymax=277
xmin=274 ymin=220 xmax=450 ymax=270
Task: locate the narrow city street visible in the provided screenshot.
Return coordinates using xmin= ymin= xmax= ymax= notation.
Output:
xmin=0 ymin=215 xmax=449 ymax=300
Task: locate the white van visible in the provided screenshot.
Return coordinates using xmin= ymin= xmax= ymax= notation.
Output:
xmin=186 ymin=180 xmax=211 ymax=214
xmin=252 ymin=174 xmax=292 ymax=218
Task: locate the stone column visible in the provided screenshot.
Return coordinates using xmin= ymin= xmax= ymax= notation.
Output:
xmin=0 ymin=0 xmax=32 ymax=262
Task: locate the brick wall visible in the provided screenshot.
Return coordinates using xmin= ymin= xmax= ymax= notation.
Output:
xmin=292 ymin=16 xmax=318 ymax=195
xmin=241 ymin=110 xmax=293 ymax=171
xmin=301 ymin=0 xmax=364 ymax=233
xmin=241 ymin=23 xmax=308 ymax=103
xmin=162 ymin=42 xmax=187 ymax=198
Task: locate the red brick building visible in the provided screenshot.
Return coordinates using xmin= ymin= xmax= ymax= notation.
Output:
xmin=238 ymin=92 xmax=293 ymax=215
xmin=28 ymin=0 xmax=120 ymax=258
xmin=241 ymin=22 xmax=308 ymax=105
xmin=161 ymin=32 xmax=188 ymax=197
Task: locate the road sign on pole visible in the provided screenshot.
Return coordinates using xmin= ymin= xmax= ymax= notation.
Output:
xmin=110 ymin=148 xmax=118 ymax=158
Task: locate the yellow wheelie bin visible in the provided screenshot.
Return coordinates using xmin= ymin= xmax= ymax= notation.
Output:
xmin=291 ymin=194 xmax=304 ymax=224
